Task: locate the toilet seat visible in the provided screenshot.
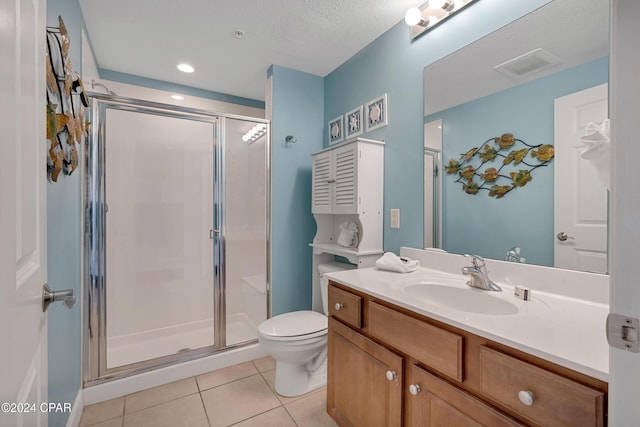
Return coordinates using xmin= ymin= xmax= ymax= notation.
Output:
xmin=258 ymin=311 xmax=327 ymax=342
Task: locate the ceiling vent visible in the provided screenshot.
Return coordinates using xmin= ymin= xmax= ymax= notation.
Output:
xmin=494 ymin=48 xmax=561 ymax=79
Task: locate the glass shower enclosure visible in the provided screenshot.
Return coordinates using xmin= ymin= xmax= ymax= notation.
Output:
xmin=84 ymin=95 xmax=270 ymax=384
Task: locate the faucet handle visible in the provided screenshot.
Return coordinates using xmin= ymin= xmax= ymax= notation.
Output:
xmin=464 ymin=253 xmax=485 ymax=269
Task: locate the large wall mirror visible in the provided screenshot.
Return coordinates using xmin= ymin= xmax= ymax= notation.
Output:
xmin=423 ymin=0 xmax=609 ymax=273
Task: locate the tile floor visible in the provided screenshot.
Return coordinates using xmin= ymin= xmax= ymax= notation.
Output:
xmin=79 ymin=356 xmax=338 ymax=427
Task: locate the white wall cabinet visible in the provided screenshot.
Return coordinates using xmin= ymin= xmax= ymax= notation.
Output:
xmin=312 ymin=143 xmax=359 ymax=214
xmin=309 ymin=138 xmax=384 ymax=311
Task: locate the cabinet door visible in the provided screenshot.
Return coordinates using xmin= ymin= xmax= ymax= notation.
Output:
xmin=406 ymin=365 xmax=524 ymax=427
xmin=332 ymin=144 xmax=358 ymax=214
xmin=328 ymin=318 xmax=402 ymax=427
xmin=312 ymin=150 xmax=333 ymax=214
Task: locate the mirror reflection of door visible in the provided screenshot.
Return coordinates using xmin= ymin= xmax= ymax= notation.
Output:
xmin=554 ymin=84 xmax=608 ymax=273
xmin=424 ymin=120 xmax=442 ymax=249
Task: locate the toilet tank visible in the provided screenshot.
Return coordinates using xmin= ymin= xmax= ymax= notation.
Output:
xmin=318 ymin=262 xmax=356 ymax=315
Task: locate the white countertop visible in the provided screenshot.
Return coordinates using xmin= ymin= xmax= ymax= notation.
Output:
xmin=325 ymin=266 xmax=609 ymax=382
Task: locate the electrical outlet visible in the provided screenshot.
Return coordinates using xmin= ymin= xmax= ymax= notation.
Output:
xmin=390 ymin=209 xmax=400 ymax=228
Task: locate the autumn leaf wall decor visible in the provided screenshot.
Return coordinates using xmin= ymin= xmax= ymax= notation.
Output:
xmin=46 ymin=16 xmax=90 ymax=182
xmin=446 ymin=133 xmax=554 ymax=198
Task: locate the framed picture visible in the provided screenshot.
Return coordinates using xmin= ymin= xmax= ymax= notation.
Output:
xmin=365 ymin=93 xmax=388 ymax=132
xmin=345 ymin=105 xmax=364 ymax=138
xmin=328 ymin=115 xmax=344 ymax=145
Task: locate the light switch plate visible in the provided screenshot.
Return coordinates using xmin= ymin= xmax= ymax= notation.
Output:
xmin=390 ymin=209 xmax=400 ymax=228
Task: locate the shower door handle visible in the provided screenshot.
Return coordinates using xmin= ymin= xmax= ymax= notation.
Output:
xmin=210 ymin=229 xmax=220 ymax=239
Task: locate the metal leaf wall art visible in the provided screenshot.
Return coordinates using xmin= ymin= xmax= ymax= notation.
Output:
xmin=46 ymin=16 xmax=90 ymax=182
xmin=445 ymin=133 xmax=554 ymax=199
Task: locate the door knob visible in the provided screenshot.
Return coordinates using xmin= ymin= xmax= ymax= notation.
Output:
xmin=556 ymin=232 xmax=574 ymax=242
xmin=409 ymin=384 xmax=421 ymax=395
xmin=386 ymin=370 xmax=397 ymax=381
xmin=42 ymin=283 xmax=77 ymax=312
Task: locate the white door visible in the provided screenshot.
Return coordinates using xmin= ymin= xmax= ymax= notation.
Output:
xmin=553 ymin=84 xmax=608 ymax=273
xmin=0 ymin=0 xmax=48 ymax=426
xmin=609 ymin=0 xmax=640 ymax=424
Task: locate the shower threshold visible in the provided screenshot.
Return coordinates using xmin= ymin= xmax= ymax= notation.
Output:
xmin=107 ymin=314 xmax=257 ymax=369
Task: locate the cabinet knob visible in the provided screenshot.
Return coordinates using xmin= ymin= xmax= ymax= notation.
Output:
xmin=518 ymin=390 xmax=535 ymax=406
xmin=409 ymin=384 xmax=421 ymax=395
xmin=386 ymin=370 xmax=397 ymax=381
xmin=335 ymin=303 xmax=344 ymax=311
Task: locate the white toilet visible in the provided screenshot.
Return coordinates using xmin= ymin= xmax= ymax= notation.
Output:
xmin=258 ymin=262 xmax=355 ymax=397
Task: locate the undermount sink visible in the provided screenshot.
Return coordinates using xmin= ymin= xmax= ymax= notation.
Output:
xmin=391 ymin=277 xmax=519 ymax=315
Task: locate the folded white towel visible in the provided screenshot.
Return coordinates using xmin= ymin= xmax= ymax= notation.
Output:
xmin=578 ymin=119 xmax=610 ymax=189
xmin=375 ymin=252 xmax=420 ymax=273
xmin=337 ymin=221 xmax=359 ymax=247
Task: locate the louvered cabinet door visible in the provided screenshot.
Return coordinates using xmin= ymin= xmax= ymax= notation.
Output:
xmin=332 ymin=144 xmax=358 ymax=214
xmin=312 ymin=151 xmax=333 ymax=214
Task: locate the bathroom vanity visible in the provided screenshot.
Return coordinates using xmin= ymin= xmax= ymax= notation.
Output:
xmin=325 ymin=248 xmax=609 ymax=427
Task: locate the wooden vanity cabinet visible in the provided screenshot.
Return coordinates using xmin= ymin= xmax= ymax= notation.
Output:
xmin=327 ymin=282 xmax=608 ymax=427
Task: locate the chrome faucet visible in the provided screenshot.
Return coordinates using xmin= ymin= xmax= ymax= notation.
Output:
xmin=461 ymin=254 xmax=501 ymax=292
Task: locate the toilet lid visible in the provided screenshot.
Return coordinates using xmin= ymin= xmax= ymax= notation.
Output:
xmin=258 ymin=311 xmax=327 ymax=338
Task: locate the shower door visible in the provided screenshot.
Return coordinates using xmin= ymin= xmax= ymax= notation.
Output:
xmin=85 ymin=95 xmax=269 ymax=383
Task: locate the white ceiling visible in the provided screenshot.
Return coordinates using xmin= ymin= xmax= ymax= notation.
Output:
xmin=79 ymin=0 xmax=421 ymax=102
xmin=423 ymin=0 xmax=609 ymax=115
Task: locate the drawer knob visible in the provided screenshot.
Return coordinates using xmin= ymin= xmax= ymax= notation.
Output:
xmin=335 ymin=303 xmax=344 ymax=311
xmin=409 ymin=384 xmax=421 ymax=395
xmin=518 ymin=390 xmax=535 ymax=406
xmin=386 ymin=370 xmax=397 ymax=381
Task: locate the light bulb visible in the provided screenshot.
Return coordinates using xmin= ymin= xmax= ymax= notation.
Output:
xmin=171 ymin=94 xmax=184 ymax=100
xmin=405 ymin=8 xmax=423 ymax=26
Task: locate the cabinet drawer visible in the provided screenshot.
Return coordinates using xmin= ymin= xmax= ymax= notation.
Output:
xmin=406 ymin=364 xmax=524 ymax=427
xmin=368 ymin=301 xmax=463 ymax=382
xmin=329 ymin=285 xmax=362 ymax=328
xmin=479 ymin=346 xmax=605 ymax=427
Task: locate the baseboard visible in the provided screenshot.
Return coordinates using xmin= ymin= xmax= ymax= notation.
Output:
xmin=65 ymin=388 xmax=84 ymax=427
xmin=83 ymin=343 xmax=266 ymax=405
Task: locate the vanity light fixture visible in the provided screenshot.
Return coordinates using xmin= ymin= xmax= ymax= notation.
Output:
xmin=177 ymin=63 xmax=195 ymax=73
xmin=406 ymin=0 xmax=479 ymax=41
xmin=242 ymin=123 xmax=267 ymax=143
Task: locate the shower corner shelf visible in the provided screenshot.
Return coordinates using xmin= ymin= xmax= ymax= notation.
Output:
xmin=309 ymin=137 xmax=385 ymax=311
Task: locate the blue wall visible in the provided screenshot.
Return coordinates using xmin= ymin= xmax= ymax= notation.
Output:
xmin=46 ymin=1 xmax=86 ymax=425
xmin=270 ymin=66 xmax=324 ymax=314
xmin=428 ymin=57 xmax=608 ymax=266
xmin=324 ymin=0 xmax=552 ymax=255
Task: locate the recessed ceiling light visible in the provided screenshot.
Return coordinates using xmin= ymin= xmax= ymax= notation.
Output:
xmin=171 ymin=94 xmax=185 ymax=100
xmin=177 ymin=63 xmax=195 ymax=73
